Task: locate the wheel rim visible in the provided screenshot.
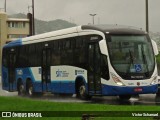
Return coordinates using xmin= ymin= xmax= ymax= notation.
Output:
xmin=29 ymin=86 xmax=33 ymax=95
xmin=19 ymin=85 xmax=24 ymax=94
xmin=79 ymin=85 xmax=86 ymax=97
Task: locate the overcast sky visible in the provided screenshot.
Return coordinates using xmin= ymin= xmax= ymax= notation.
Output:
xmin=0 ymin=0 xmax=160 ymax=32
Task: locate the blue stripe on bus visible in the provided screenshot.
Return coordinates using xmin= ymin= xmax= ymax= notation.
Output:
xmin=15 ymin=67 xmax=76 ymax=93
xmin=33 ymin=81 xmax=75 ymax=94
xmin=3 ymin=66 xmax=158 ymax=95
xmin=3 ymin=39 xmax=22 ymax=48
xmin=16 ymin=68 xmax=35 ymax=83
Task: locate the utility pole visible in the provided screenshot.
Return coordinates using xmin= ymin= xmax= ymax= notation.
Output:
xmin=89 ymin=14 xmax=97 ymax=25
xmin=4 ymin=0 xmax=6 ymax=12
xmin=32 ymin=0 xmax=35 ymax=35
xmin=146 ymin=0 xmax=149 ymax=32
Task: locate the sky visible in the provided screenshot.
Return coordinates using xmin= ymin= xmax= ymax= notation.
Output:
xmin=0 ymin=0 xmax=160 ymax=32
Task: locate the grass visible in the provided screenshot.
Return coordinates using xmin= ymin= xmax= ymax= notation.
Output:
xmin=0 ymin=96 xmax=160 ymax=111
xmin=0 ymin=96 xmax=160 ymax=120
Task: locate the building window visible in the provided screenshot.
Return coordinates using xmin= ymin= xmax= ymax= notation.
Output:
xmin=7 ymin=34 xmax=27 ymax=39
xmin=8 ymin=21 xmax=26 ymax=28
xmin=23 ymin=22 xmax=26 ymax=28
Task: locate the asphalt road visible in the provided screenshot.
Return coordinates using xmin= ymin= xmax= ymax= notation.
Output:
xmin=0 ymin=76 xmax=160 ymax=105
xmin=0 ymin=84 xmax=17 ymax=96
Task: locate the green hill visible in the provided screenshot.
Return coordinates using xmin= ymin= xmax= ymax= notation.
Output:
xmin=9 ymin=13 xmax=77 ymax=34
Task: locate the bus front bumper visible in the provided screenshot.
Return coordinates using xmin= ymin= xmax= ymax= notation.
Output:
xmin=101 ymin=84 xmax=158 ymax=96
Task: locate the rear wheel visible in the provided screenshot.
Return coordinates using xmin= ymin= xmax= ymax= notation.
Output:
xmin=26 ymin=81 xmax=42 ymax=97
xmin=26 ymin=81 xmax=34 ymax=97
xmin=119 ymin=95 xmax=131 ymax=101
xmin=18 ymin=83 xmax=25 ymax=96
xmin=156 ymin=88 xmax=160 ymax=96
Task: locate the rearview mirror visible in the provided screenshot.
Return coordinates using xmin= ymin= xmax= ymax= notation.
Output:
xmin=99 ymin=40 xmax=108 ymax=56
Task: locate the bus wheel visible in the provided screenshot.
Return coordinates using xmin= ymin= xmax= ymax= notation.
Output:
xmin=119 ymin=95 xmax=131 ymax=101
xmin=18 ymin=83 xmax=25 ymax=96
xmin=77 ymin=82 xmax=92 ymax=100
xmin=156 ymin=89 xmax=160 ymax=96
xmin=26 ymin=81 xmax=34 ymax=97
xmin=26 ymin=81 xmax=42 ymax=97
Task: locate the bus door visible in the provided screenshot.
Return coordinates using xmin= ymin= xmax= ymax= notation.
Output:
xmin=88 ymin=42 xmax=102 ymax=95
xmin=8 ymin=51 xmax=16 ymax=91
xmin=42 ymin=48 xmax=51 ymax=92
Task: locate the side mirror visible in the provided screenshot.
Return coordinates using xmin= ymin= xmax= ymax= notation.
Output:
xmin=151 ymin=40 xmax=159 ymax=56
xmin=99 ymin=40 xmax=108 ymax=56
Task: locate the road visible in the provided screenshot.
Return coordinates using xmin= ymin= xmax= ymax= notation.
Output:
xmin=0 ymin=83 xmax=160 ymax=105
xmin=0 ymin=84 xmax=17 ymax=96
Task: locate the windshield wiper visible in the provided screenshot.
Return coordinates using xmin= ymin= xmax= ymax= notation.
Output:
xmin=127 ymin=50 xmax=134 ymax=73
xmin=141 ymin=46 xmax=149 ymax=76
xmin=129 ymin=50 xmax=134 ymax=64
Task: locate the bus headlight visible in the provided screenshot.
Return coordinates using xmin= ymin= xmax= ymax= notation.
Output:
xmin=111 ymin=73 xmax=125 ymax=86
xmin=150 ymin=76 xmax=157 ymax=85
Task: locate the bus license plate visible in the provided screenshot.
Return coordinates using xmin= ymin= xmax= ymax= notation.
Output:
xmin=134 ymin=88 xmax=142 ymax=92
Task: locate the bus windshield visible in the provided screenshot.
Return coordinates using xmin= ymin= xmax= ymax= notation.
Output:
xmin=107 ymin=35 xmax=155 ymax=79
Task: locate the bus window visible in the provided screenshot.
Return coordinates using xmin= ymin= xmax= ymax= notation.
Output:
xmin=101 ymin=55 xmax=109 ymax=80
xmin=2 ymin=49 xmax=8 ymax=67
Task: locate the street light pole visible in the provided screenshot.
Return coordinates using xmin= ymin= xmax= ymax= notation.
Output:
xmin=32 ymin=0 xmax=35 ymax=35
xmin=146 ymin=0 xmax=149 ymax=32
xmin=89 ymin=14 xmax=97 ymax=25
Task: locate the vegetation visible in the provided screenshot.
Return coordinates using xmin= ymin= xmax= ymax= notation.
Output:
xmin=0 ymin=96 xmax=160 ymax=120
xmin=156 ymin=54 xmax=160 ymax=64
xmin=156 ymin=54 xmax=160 ymax=75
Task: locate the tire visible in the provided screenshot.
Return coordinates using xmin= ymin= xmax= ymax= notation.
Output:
xmin=26 ymin=81 xmax=42 ymax=97
xmin=26 ymin=81 xmax=34 ymax=97
xmin=156 ymin=88 xmax=160 ymax=96
xmin=18 ymin=83 xmax=25 ymax=96
xmin=77 ymin=82 xmax=92 ymax=100
xmin=119 ymin=95 xmax=131 ymax=101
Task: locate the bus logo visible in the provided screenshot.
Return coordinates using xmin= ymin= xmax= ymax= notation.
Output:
xmin=75 ymin=70 xmax=84 ymax=75
xmin=137 ymin=82 xmax=140 ymax=86
xmin=17 ymin=70 xmax=23 ymax=75
xmin=56 ymin=70 xmax=62 ymax=77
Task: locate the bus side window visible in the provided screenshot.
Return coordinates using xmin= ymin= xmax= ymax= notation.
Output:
xmin=54 ymin=41 xmax=61 ymax=65
xmin=95 ymin=44 xmax=101 ymax=74
xmin=2 ymin=49 xmax=8 ymax=67
xmin=101 ymin=55 xmax=109 ymax=80
xmin=36 ymin=43 xmax=42 ymax=66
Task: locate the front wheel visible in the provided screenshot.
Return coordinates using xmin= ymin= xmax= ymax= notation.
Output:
xmin=77 ymin=82 xmax=92 ymax=100
xmin=119 ymin=95 xmax=131 ymax=101
xmin=156 ymin=88 xmax=160 ymax=96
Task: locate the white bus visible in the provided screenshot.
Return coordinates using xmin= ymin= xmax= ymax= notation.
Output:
xmin=2 ymin=25 xmax=159 ymax=100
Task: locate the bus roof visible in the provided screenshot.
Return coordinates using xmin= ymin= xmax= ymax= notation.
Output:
xmin=81 ymin=24 xmax=147 ymax=35
xmin=3 ymin=24 xmax=147 ymax=48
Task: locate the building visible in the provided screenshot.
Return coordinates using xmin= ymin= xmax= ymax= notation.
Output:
xmin=0 ymin=12 xmax=30 ymax=71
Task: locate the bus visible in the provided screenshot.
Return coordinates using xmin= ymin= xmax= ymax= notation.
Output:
xmin=2 ymin=25 xmax=159 ymax=100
